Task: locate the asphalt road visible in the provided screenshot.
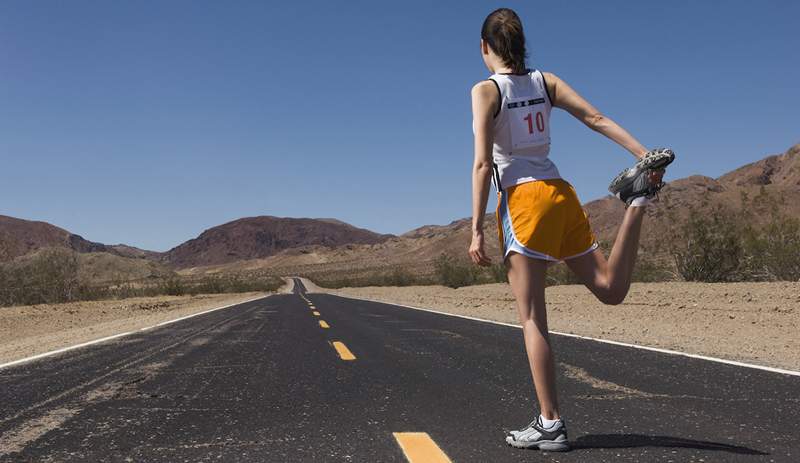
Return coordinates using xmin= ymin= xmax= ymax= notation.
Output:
xmin=1 ymin=279 xmax=797 ymax=462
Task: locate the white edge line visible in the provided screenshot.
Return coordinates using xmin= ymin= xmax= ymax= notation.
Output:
xmin=330 ymin=293 xmax=800 ymax=378
xmin=0 ymin=294 xmax=270 ymax=371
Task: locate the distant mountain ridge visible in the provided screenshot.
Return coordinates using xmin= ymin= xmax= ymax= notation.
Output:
xmin=161 ymin=216 xmax=394 ymax=268
xmin=0 ymin=214 xmax=395 ymax=269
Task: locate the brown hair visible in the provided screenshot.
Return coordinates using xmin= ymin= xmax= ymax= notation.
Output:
xmin=481 ymin=8 xmax=528 ymax=74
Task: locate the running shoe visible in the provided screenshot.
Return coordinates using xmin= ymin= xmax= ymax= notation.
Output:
xmin=505 ymin=416 xmax=570 ymax=451
xmin=608 ymin=148 xmax=675 ymax=206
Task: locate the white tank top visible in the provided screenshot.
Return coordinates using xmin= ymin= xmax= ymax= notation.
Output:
xmin=487 ymin=69 xmax=560 ymax=190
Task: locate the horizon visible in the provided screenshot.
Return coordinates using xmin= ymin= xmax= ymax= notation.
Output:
xmin=2 ymin=1 xmax=798 ymax=252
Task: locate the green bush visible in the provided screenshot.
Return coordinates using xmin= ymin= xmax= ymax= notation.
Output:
xmin=159 ymin=278 xmax=185 ymax=296
xmin=488 ymin=263 xmax=508 ymax=284
xmin=382 ymin=267 xmax=417 ymax=287
xmin=0 ymin=248 xmax=81 ymax=306
xmin=672 ymin=201 xmax=800 ymax=282
xmin=673 ymin=207 xmax=746 ymax=282
xmin=434 ymin=253 xmax=479 ymax=288
xmin=742 ymin=213 xmax=800 ymax=281
xmin=631 ymin=254 xmax=675 ymax=282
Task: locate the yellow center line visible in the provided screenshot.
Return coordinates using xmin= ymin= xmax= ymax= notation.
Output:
xmin=312 ymin=311 xmax=320 ymax=316
xmin=393 ymin=432 xmax=452 ymax=463
xmin=319 ymin=320 xmax=330 ymax=329
xmin=331 ymin=341 xmax=356 ymax=361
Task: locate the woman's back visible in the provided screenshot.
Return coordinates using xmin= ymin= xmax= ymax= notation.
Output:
xmin=488 ymin=70 xmax=560 ymax=190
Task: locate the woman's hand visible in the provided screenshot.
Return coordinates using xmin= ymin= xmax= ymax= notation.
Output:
xmin=469 ymin=232 xmax=492 ymax=266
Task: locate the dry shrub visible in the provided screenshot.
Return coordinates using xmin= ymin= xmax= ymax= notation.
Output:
xmin=0 ymin=249 xmax=282 ymax=308
xmin=673 ymin=207 xmax=746 ymax=282
xmin=673 ymin=197 xmax=800 ymax=282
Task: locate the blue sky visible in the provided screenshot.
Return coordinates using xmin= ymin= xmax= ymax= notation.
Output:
xmin=1 ymin=1 xmax=798 ymax=251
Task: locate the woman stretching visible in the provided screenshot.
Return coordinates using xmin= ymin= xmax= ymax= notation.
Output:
xmin=469 ymin=8 xmax=674 ymax=452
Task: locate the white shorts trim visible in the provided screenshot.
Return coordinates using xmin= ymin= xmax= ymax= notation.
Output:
xmin=561 ymin=241 xmax=599 ymax=261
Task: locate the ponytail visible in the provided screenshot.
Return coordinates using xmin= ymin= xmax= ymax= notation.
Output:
xmin=481 ymin=8 xmax=528 ymax=74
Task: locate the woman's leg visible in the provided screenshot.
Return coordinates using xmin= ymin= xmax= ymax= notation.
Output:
xmin=565 ymin=205 xmax=646 ymax=305
xmin=506 ymin=252 xmax=560 ymax=419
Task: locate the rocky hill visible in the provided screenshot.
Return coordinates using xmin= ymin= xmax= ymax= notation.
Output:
xmin=162 ymin=216 xmax=394 ymax=268
xmin=0 ymin=215 xmax=111 ymax=262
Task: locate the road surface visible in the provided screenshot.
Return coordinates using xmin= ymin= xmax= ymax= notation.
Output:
xmin=1 ymin=279 xmax=797 ymax=461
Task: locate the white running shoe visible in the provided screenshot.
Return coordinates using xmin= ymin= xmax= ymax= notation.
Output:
xmin=506 ymin=415 xmax=570 ymax=452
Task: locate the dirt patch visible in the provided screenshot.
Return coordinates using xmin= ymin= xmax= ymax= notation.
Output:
xmin=0 ymin=407 xmax=79 ymax=456
xmin=326 ymin=281 xmax=800 ymax=372
xmin=560 ymin=363 xmax=664 ymax=399
xmin=0 ymin=292 xmax=268 ymax=365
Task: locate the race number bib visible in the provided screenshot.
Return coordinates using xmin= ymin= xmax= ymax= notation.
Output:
xmin=507 ymin=96 xmax=549 ymax=150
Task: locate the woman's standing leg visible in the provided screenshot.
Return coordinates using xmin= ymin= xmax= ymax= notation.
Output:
xmin=506 ymin=252 xmax=560 ymax=419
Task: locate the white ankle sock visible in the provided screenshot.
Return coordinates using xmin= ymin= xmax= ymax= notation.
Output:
xmin=629 ymin=196 xmax=651 ymax=207
xmin=539 ymin=415 xmax=560 ymax=429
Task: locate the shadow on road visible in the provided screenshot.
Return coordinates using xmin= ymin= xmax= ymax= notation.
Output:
xmin=571 ymin=434 xmax=768 ymax=455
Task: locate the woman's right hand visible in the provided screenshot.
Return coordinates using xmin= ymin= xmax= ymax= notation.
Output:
xmin=469 ymin=232 xmax=492 ymax=266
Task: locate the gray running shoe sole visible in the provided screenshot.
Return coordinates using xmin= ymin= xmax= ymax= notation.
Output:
xmin=608 ymin=148 xmax=675 ymax=205
xmin=506 ymin=434 xmax=570 ymax=451
xmin=608 ymin=148 xmax=675 ymax=194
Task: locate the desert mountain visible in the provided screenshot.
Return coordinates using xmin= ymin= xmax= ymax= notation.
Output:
xmin=0 ymin=215 xmax=112 ymax=262
xmin=0 ymin=216 xmax=175 ymax=285
xmin=162 ymin=216 xmax=394 ymax=268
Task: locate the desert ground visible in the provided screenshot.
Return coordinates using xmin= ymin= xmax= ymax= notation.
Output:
xmin=0 ymin=291 xmax=277 ymax=365
xmin=310 ymin=279 xmax=800 ymax=372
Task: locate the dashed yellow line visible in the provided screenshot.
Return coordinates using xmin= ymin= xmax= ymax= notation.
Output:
xmin=393 ymin=433 xmax=452 ymax=463
xmin=319 ymin=320 xmax=330 ymax=329
xmin=332 ymin=341 xmax=356 ymax=361
xmin=312 ymin=311 xmax=320 ymax=316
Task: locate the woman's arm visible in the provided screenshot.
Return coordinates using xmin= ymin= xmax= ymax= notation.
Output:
xmin=543 ymin=72 xmax=648 ymax=159
xmin=469 ymin=80 xmax=497 ymax=266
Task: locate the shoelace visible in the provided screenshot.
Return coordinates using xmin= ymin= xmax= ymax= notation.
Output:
xmin=509 ymin=418 xmax=538 ymax=435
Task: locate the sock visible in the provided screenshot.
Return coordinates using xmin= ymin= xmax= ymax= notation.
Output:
xmin=629 ymin=196 xmax=650 ymax=207
xmin=540 ymin=414 xmax=560 ymax=429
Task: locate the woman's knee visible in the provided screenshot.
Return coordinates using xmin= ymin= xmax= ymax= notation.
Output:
xmin=596 ymin=285 xmax=628 ymax=305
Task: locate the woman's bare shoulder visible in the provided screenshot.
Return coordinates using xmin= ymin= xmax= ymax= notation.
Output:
xmin=471 ymin=79 xmax=497 ymax=95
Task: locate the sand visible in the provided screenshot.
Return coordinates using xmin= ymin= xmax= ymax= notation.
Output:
xmin=323 ymin=281 xmax=800 ymax=372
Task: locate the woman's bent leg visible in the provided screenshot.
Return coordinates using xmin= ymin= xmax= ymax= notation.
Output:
xmin=566 ymin=205 xmax=646 ymax=305
xmin=506 ymin=252 xmax=560 ymax=419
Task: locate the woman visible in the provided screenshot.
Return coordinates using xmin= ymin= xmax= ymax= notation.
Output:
xmin=469 ymin=8 xmax=674 ymax=452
